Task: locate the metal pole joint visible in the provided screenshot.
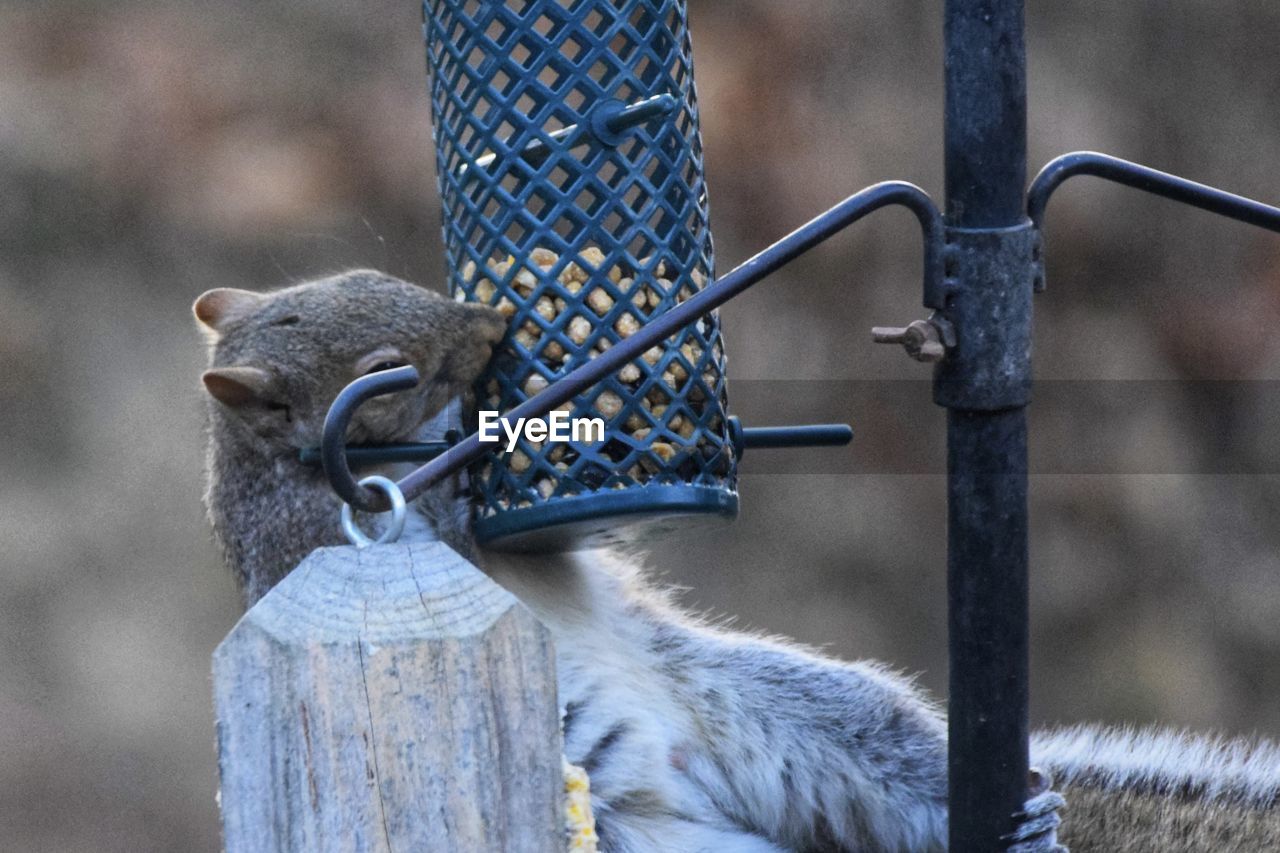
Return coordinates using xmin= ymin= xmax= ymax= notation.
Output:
xmin=933 ymin=222 xmax=1040 ymax=412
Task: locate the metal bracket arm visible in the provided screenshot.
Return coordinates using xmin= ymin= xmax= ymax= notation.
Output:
xmin=1028 ymin=152 xmax=1280 ymax=288
xmin=323 ymin=181 xmax=943 ymax=512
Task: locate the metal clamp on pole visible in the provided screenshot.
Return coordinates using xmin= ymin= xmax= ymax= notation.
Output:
xmin=933 ymin=222 xmax=1039 ymax=412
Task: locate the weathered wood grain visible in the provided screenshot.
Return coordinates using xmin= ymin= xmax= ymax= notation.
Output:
xmin=213 ymin=542 xmax=562 ymax=852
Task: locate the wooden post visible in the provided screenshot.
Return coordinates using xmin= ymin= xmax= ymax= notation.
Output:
xmin=212 ymin=541 xmax=563 ymax=852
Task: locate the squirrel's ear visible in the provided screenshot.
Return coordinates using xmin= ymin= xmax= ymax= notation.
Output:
xmin=193 ymin=288 xmax=266 ymax=337
xmin=441 ymin=302 xmax=509 ymax=384
xmin=202 ymin=366 xmax=276 ymax=408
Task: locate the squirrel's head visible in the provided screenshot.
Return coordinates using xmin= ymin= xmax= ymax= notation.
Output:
xmin=194 ymin=270 xmax=507 ymax=448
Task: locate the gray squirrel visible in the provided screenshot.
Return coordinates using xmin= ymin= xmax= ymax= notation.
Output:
xmin=196 ymin=270 xmax=1280 ymax=852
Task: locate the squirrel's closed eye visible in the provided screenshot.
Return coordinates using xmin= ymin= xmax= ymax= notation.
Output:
xmin=354 ymin=349 xmax=409 ymax=377
xmin=364 ymin=360 xmax=407 ymax=375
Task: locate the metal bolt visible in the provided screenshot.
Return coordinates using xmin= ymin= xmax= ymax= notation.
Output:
xmin=871 ymin=318 xmax=948 ymax=362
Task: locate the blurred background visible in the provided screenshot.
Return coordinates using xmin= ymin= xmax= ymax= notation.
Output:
xmin=3 ymin=0 xmax=1280 ymax=849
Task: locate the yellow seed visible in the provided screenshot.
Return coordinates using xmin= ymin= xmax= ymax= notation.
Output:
xmin=625 ymin=411 xmax=647 ymax=431
xmin=662 ymin=370 xmax=678 ymax=387
xmin=587 ymin=289 xmax=614 ymax=316
xmin=642 ymin=346 xmax=662 ymax=366
xmin=568 ymin=316 xmax=592 ymax=345
xmin=677 ymin=420 xmax=695 ymax=440
xmin=618 ymin=363 xmax=641 ymax=384
xmin=595 ymin=390 xmax=623 ymax=418
xmin=509 ymin=450 xmax=531 ymax=473
xmin=555 ymin=296 xmax=568 ymax=313
xmin=691 ymin=268 xmax=706 ymax=287
xmin=647 ymin=287 xmax=662 ymax=309
xmin=651 ymin=442 xmax=676 ymax=462
xmin=462 ymin=259 xmax=477 ymax=282
xmin=523 ymin=374 xmax=549 ymax=396
xmin=496 ymin=296 xmax=517 ymax=318
xmin=536 ymin=478 xmax=555 ymax=499
xmin=690 ymin=374 xmax=716 ymax=402
xmin=543 ymin=339 xmax=566 ymax=362
xmin=548 ymin=444 xmax=566 ymax=463
xmin=531 ymin=247 xmax=557 ymax=268
xmin=536 ymin=296 xmax=556 ymax=320
xmin=669 ymin=361 xmax=687 ymax=382
xmin=651 ymin=405 xmax=667 ymax=419
xmin=514 ymin=266 xmax=538 ymax=293
xmin=580 ymin=246 xmax=606 ymax=268
xmin=633 ymin=428 xmax=651 ymax=442
xmin=667 ymin=413 xmax=684 ymax=431
xmin=615 ymin=313 xmax=641 ymax=338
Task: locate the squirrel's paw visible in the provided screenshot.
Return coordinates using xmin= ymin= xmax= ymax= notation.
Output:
xmin=1005 ymin=767 xmax=1068 ymax=853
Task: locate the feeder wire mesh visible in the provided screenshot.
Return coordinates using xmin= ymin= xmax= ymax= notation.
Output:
xmin=424 ymin=0 xmax=737 ymax=548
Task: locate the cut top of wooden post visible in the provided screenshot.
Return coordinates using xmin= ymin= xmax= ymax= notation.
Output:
xmin=213 ymin=541 xmax=563 ymax=853
xmin=232 ymin=542 xmax=521 ymax=643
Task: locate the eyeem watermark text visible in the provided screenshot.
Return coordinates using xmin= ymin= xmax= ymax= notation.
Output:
xmin=478 ymin=410 xmax=606 ymax=452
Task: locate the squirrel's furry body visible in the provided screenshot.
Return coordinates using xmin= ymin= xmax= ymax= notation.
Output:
xmin=196 ymin=271 xmax=1279 ymax=852
xmin=487 ymin=549 xmax=947 ymax=852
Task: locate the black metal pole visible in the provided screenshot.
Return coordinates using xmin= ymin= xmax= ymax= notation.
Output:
xmin=945 ymin=1 xmax=1027 ymax=227
xmin=941 ymin=1 xmax=1033 ymax=850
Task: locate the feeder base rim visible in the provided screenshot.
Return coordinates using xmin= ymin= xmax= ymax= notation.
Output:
xmin=474 ymin=484 xmax=738 ymax=553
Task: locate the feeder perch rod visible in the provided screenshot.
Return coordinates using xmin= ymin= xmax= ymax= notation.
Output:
xmin=304 ymin=421 xmax=851 ymax=469
xmin=465 ymin=94 xmax=679 ymax=173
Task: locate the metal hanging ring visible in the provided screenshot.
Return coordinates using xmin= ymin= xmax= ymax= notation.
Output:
xmin=340 ymin=475 xmax=407 ymax=548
